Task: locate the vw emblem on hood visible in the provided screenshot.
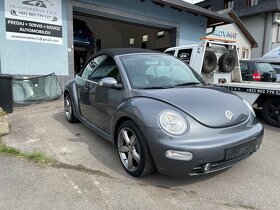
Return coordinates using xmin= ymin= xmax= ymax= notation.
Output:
xmin=225 ymin=110 xmax=234 ymax=120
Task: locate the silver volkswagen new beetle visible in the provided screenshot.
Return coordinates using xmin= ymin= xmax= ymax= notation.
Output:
xmin=64 ymin=48 xmax=263 ymax=177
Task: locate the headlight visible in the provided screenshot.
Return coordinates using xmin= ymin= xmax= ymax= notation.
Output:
xmin=243 ymin=99 xmax=256 ymax=116
xmin=158 ymin=110 xmax=187 ymax=136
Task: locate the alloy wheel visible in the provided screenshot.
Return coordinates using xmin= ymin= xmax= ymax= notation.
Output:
xmin=64 ymin=96 xmax=72 ymax=121
xmin=118 ymin=128 xmax=141 ymax=172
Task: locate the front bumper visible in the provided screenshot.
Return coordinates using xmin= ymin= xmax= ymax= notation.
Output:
xmin=143 ymin=117 xmax=264 ymax=177
xmin=189 ymin=139 xmax=261 ymax=175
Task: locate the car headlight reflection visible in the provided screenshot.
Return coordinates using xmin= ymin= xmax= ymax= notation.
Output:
xmin=158 ymin=110 xmax=187 ymax=136
xmin=243 ymin=99 xmax=256 ymax=116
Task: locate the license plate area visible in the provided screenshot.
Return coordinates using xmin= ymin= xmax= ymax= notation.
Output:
xmin=225 ymin=140 xmax=256 ymax=161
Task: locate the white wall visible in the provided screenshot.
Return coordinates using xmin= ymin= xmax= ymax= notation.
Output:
xmin=241 ymin=15 xmax=266 ymax=58
xmin=207 ymin=23 xmax=252 ymax=59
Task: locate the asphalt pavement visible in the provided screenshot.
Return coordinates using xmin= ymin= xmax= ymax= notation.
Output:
xmin=1 ymin=100 xmax=280 ymax=210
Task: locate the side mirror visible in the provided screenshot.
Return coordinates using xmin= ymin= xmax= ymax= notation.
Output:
xmin=100 ymin=77 xmax=123 ymax=89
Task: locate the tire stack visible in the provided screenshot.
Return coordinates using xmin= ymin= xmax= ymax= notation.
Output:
xmin=202 ymin=50 xmax=236 ymax=74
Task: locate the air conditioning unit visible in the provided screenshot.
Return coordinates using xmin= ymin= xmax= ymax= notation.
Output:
xmin=273 ymin=12 xmax=280 ymax=24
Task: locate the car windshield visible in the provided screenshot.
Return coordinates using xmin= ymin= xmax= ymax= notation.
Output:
xmin=120 ymin=54 xmax=204 ymax=89
xmin=12 ymin=73 xmax=62 ymax=105
xmin=256 ymin=63 xmax=275 ymax=73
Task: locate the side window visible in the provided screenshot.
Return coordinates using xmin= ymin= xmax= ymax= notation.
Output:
xmin=88 ymin=56 xmax=120 ymax=82
xmin=177 ymin=49 xmax=193 ymax=65
xmin=81 ymin=55 xmax=107 ymax=80
xmin=165 ymin=50 xmax=175 ymax=56
xmin=81 ymin=55 xmax=121 ymax=82
xmin=242 ymin=48 xmax=249 ymax=59
xmin=240 ymin=63 xmax=249 ymax=73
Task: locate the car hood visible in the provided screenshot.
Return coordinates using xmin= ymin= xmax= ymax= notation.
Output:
xmin=131 ymin=86 xmax=249 ymax=128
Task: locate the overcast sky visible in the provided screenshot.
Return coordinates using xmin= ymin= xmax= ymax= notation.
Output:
xmin=183 ymin=0 xmax=204 ymax=3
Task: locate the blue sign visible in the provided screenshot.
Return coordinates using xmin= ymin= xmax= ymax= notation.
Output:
xmin=213 ymin=29 xmax=237 ymax=39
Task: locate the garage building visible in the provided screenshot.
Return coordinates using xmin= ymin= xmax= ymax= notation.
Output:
xmin=0 ymin=0 xmax=232 ymax=88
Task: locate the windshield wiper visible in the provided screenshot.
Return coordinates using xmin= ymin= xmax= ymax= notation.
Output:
xmin=175 ymin=82 xmax=201 ymax=86
xmin=141 ymin=86 xmax=175 ymax=89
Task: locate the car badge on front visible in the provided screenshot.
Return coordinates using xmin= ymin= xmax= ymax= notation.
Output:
xmin=225 ymin=110 xmax=234 ymax=120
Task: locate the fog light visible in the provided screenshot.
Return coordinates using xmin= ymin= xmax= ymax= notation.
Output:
xmin=202 ymin=163 xmax=211 ymax=172
xmin=165 ymin=150 xmax=193 ymax=161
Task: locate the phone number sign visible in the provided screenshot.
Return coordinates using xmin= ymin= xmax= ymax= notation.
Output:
xmin=4 ymin=0 xmax=63 ymax=45
xmin=221 ymin=86 xmax=280 ymax=96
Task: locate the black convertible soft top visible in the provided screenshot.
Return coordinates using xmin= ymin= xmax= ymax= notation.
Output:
xmin=91 ymin=48 xmax=159 ymax=58
xmin=82 ymin=48 xmax=163 ymax=71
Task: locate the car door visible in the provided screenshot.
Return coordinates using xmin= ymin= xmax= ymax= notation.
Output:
xmin=80 ymin=55 xmax=125 ymax=134
xmin=75 ymin=55 xmax=107 ymax=118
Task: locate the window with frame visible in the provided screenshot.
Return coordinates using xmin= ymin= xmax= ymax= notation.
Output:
xmin=81 ymin=55 xmax=121 ymax=82
xmin=224 ymin=0 xmax=234 ymax=9
xmin=237 ymin=48 xmax=240 ymax=57
xmin=81 ymin=55 xmax=107 ymax=80
xmin=272 ymin=26 xmax=277 ymax=43
xmin=277 ymin=25 xmax=280 ymax=42
xmin=242 ymin=48 xmax=249 ymax=59
xmin=245 ymin=0 xmax=258 ymax=7
xmin=177 ymin=49 xmax=193 ymax=65
xmin=157 ymin=31 xmax=165 ymax=39
xmin=129 ymin=38 xmax=135 ymax=45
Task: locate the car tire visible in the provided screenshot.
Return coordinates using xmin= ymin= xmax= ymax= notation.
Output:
xmin=64 ymin=94 xmax=79 ymax=123
xmin=117 ymin=120 xmax=155 ymax=177
xmin=202 ymin=50 xmax=217 ymax=73
xmin=218 ymin=53 xmax=235 ymax=73
xmin=262 ymin=98 xmax=280 ymax=128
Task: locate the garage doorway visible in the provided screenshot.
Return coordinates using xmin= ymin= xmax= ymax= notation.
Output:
xmin=73 ymin=12 xmax=175 ymax=74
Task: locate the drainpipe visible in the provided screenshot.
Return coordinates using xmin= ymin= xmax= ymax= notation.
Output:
xmin=261 ymin=13 xmax=268 ymax=56
xmin=0 ymin=55 xmax=1 ymax=74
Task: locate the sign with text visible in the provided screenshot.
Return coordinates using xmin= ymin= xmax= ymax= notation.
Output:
xmin=220 ymin=86 xmax=280 ymax=96
xmin=5 ymin=0 xmax=63 ymax=45
xmin=212 ymin=29 xmax=237 ymax=40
